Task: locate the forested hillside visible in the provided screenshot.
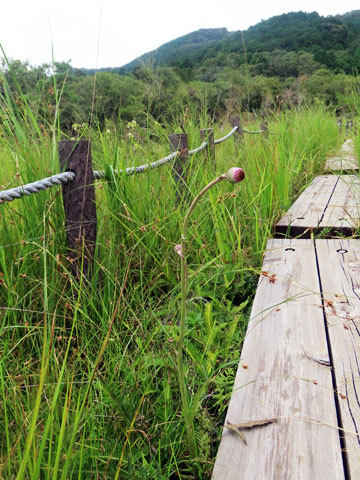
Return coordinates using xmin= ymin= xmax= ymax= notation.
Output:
xmin=1 ymin=10 xmax=360 ymax=132
xmin=121 ymin=10 xmax=360 ymax=76
xmin=121 ymin=28 xmax=230 ymax=74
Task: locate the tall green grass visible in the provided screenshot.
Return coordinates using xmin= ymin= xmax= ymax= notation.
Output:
xmin=0 ymin=71 xmax=343 ymax=478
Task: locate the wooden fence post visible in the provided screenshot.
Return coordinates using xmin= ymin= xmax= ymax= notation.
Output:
xmin=350 ymin=120 xmax=357 ymax=135
xmin=337 ymin=118 xmax=342 ymax=134
xmin=200 ymin=128 xmax=215 ymax=165
xmin=169 ymin=133 xmax=188 ymax=200
xmin=231 ymin=116 xmax=243 ymax=154
xmin=58 ymin=140 xmax=97 ymax=280
xmin=261 ymin=121 xmax=268 ymax=139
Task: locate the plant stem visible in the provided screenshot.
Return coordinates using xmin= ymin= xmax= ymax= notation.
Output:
xmin=176 ymin=174 xmax=226 ymax=459
xmin=182 ymin=175 xmax=226 ymax=236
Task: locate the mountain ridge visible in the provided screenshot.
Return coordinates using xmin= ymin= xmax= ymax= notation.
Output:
xmin=114 ymin=10 xmax=360 ymax=76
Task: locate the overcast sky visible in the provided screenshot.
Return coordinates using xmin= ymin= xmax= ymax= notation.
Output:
xmin=1 ymin=0 xmax=359 ymax=69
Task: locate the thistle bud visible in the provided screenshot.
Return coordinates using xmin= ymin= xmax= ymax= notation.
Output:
xmin=225 ymin=167 xmax=245 ymax=183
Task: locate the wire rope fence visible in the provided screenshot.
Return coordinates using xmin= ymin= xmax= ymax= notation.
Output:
xmin=0 ymin=117 xmax=269 ymax=277
xmin=0 ymin=121 xmax=268 ymax=204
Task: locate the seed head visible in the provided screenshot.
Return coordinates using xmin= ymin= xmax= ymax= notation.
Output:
xmin=226 ymin=167 xmax=245 ymax=184
xmin=174 ymin=244 xmax=184 ymax=258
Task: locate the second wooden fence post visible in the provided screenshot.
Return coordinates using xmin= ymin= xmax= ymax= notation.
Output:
xmin=200 ymin=128 xmax=215 ymax=166
xmin=169 ymin=133 xmax=188 ymax=201
xmin=338 ymin=118 xmax=342 ymax=134
xmin=261 ymin=121 xmax=269 ymax=139
xmin=231 ymin=116 xmax=243 ymax=154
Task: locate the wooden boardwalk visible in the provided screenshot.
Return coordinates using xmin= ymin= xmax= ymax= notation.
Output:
xmin=325 ymin=140 xmax=358 ymax=172
xmin=275 ymin=175 xmax=360 ymax=237
xmin=212 ymin=139 xmax=360 ymax=479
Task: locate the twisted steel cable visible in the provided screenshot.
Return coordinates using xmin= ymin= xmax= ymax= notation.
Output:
xmin=242 ymin=128 xmax=266 ymax=134
xmin=93 ymin=140 xmax=209 ymax=179
xmin=0 ymin=171 xmax=76 ymax=203
xmin=0 ymin=125 xmax=258 ymax=203
xmin=93 ymin=150 xmax=180 ymax=179
xmin=188 ymin=140 xmax=208 ymax=155
xmin=214 ymin=126 xmax=239 ymax=144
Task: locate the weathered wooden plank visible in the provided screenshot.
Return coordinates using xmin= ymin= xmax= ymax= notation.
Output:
xmin=316 ymin=239 xmax=360 ymax=479
xmin=320 ymin=176 xmax=360 ymax=235
xmin=276 ymin=175 xmax=360 ymax=237
xmin=324 ymin=157 xmax=358 ymax=172
xmin=340 ymin=139 xmax=355 ymax=155
xmin=212 ymin=239 xmax=344 ymax=480
xmin=325 ymin=140 xmax=359 ymax=171
xmin=275 ymin=176 xmax=338 ymax=237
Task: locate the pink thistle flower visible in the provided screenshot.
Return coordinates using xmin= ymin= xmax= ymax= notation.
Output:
xmin=225 ymin=167 xmax=245 ymax=184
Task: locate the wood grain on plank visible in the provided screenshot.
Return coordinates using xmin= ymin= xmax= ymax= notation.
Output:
xmin=212 ymin=239 xmax=344 ymax=480
xmin=275 ymin=176 xmax=338 ymax=237
xmin=316 ymin=239 xmax=360 ymax=479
